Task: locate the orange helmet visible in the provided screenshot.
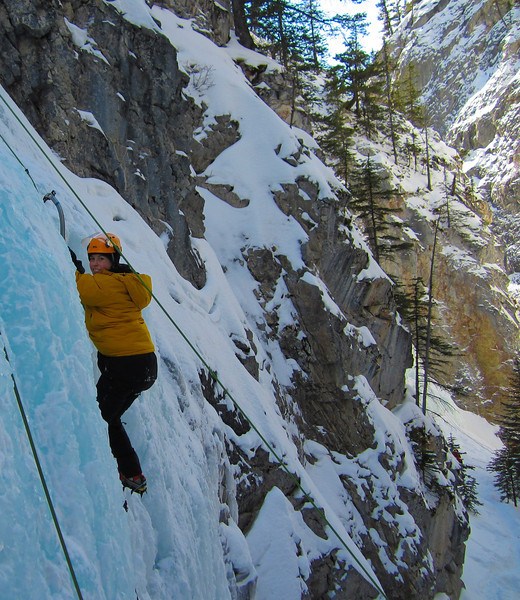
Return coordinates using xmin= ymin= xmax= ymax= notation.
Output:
xmin=87 ymin=233 xmax=122 ymax=255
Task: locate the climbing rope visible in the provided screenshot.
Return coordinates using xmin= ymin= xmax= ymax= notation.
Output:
xmin=0 ymin=130 xmax=40 ymax=193
xmin=0 ymin=329 xmax=83 ymax=600
xmin=0 ymin=88 xmax=387 ymax=599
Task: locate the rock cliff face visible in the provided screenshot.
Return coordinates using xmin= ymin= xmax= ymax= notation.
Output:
xmin=387 ymin=0 xmax=519 ymax=209
xmin=386 ymin=0 xmax=520 ymax=279
xmin=373 ymin=0 xmax=520 ymax=412
xmin=0 ymin=1 xmax=472 ymax=598
xmin=0 ymin=0 xmax=207 ymax=286
xmin=382 ymin=192 xmax=517 ymax=412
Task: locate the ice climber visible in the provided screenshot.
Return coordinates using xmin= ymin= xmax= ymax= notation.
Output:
xmin=69 ymin=233 xmax=157 ymax=495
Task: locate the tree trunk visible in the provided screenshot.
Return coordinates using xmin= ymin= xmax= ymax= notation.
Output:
xmin=422 ymin=216 xmax=440 ymax=415
xmin=308 ymin=0 xmax=320 ymax=71
xmin=231 ymin=0 xmax=255 ymax=49
xmin=424 ymin=119 xmax=432 ymax=190
xmin=383 ymin=40 xmax=398 ymax=164
xmin=414 ymin=280 xmax=421 ymax=407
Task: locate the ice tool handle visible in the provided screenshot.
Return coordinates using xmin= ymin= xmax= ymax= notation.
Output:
xmin=43 ymin=190 xmax=66 ymax=240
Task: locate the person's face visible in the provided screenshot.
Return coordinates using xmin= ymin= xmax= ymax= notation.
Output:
xmin=89 ymin=254 xmax=112 ymax=274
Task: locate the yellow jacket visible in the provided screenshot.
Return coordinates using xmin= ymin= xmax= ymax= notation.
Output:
xmin=76 ymin=270 xmax=155 ymax=357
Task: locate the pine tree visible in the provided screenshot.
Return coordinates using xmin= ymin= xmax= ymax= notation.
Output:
xmin=394 ymin=64 xmax=422 ymax=124
xmin=318 ymin=95 xmax=356 ymax=183
xmin=348 ymin=156 xmax=413 ymax=263
xmin=387 ymin=201 xmax=465 ymax=415
xmin=390 ymin=0 xmax=404 ymax=25
xmin=359 ymin=54 xmax=385 ymax=139
xmin=488 ymin=356 xmax=520 ymax=506
xmin=393 ymin=65 xmax=418 ymax=166
xmin=244 ymin=0 xmax=328 ymax=70
xmin=460 ymin=473 xmax=481 ymax=513
xmin=393 ymin=63 xmax=433 ymax=188
xmin=488 ymin=446 xmax=519 ymax=506
xmin=498 ymin=357 xmax=520 ymax=454
xmin=423 ymin=108 xmax=432 ymax=191
xmin=447 ymin=435 xmax=482 ymax=514
xmin=377 ymin=0 xmax=408 ymax=34
xmin=392 ymin=271 xmax=460 ymax=409
xmin=294 ymin=0 xmax=328 ymax=71
xmin=331 ymin=13 xmax=370 ymax=119
xmin=412 ymin=277 xmax=428 ymax=407
xmin=409 ymin=426 xmax=442 ymax=489
xmin=381 ymin=39 xmax=399 ymax=163
xmin=244 ymin=0 xmax=290 ymax=64
xmin=377 ymin=0 xmax=394 ymax=36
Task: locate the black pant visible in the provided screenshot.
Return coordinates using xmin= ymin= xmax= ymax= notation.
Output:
xmin=96 ymin=352 xmax=157 ymax=477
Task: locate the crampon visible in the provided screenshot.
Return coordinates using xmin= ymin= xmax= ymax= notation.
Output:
xmin=120 ymin=473 xmax=147 ymax=495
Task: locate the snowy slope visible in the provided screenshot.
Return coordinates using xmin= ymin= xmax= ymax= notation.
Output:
xmin=426 ymin=384 xmax=520 ymax=600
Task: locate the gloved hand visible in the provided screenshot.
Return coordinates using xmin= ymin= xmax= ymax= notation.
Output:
xmin=69 ymin=247 xmax=85 ymax=274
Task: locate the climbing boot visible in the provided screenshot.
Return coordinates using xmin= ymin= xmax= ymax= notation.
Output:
xmin=120 ymin=472 xmax=147 ymax=495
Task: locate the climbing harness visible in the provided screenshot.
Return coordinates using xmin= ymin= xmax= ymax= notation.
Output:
xmin=0 ymin=328 xmax=83 ymax=600
xmin=0 ymin=89 xmax=387 ymax=599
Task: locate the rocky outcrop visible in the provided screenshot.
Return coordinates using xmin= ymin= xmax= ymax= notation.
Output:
xmin=0 ymin=0 xmax=207 ymax=286
xmin=380 ymin=188 xmax=518 ymax=414
xmin=156 ymin=0 xmax=231 ymax=46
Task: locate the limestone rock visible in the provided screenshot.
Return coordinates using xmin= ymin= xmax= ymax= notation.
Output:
xmin=0 ymin=0 xmax=207 ymax=287
xmin=386 ymin=0 xmax=519 ymax=255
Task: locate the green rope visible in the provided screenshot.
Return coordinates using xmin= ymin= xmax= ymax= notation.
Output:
xmin=0 ymin=131 xmax=41 ymax=193
xmin=0 ymin=329 xmax=83 ymax=600
xmin=0 ymin=88 xmax=387 ymax=599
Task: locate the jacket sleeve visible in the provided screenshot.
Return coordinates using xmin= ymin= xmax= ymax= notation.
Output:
xmin=121 ymin=273 xmax=153 ymax=309
xmin=75 ymin=271 xmax=115 ymax=306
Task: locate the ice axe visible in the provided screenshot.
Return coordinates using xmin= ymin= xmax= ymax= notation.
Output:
xmin=43 ymin=190 xmax=66 ymax=239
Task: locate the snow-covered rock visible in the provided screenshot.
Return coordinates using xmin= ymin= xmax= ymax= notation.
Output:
xmin=387 ymin=0 xmax=519 ymax=210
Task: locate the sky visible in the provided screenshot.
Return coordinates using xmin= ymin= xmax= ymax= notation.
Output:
xmin=321 ymin=0 xmax=384 ymax=54
xmin=0 ymin=0 xmax=519 ymax=598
